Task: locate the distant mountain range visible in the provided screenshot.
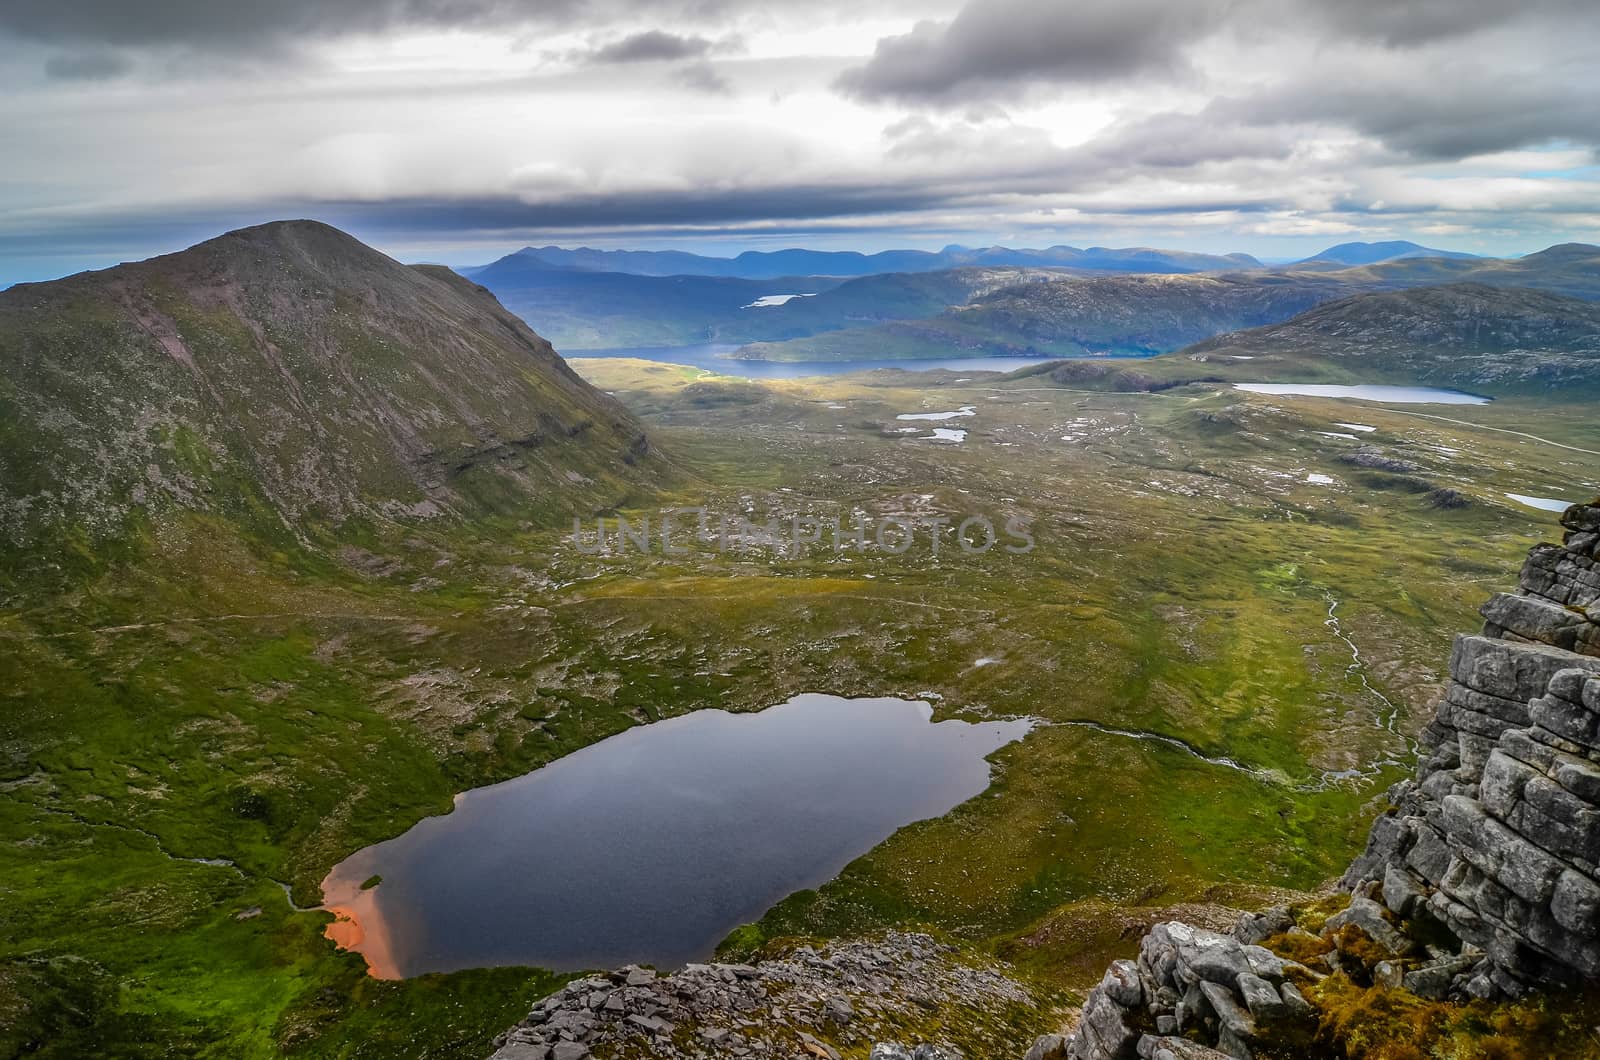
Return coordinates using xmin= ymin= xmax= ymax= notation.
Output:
xmin=465 ymin=236 xmax=1600 ymax=356
xmin=730 ymin=243 xmax=1600 ymax=364
xmin=733 ymin=272 xmax=1353 ymax=362
xmin=467 ymin=243 xmax=1265 ymax=281
xmin=1319 ymin=242 xmax=1600 ymax=301
xmin=1293 ymin=240 xmax=1480 ymax=267
xmin=0 ymin=220 xmax=650 ymax=570
xmin=466 ymin=257 xmax=1064 ymax=349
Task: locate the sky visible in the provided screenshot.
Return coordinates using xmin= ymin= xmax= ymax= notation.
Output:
xmin=3 ymin=0 xmax=1599 ymax=285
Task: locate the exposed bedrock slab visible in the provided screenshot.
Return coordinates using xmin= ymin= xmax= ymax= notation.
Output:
xmin=1340 ymin=503 xmax=1600 ymax=997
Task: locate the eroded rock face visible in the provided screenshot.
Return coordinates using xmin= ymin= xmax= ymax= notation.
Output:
xmin=1341 ymin=499 xmax=1600 ymax=998
xmin=1061 ymin=921 xmax=1314 ymax=1060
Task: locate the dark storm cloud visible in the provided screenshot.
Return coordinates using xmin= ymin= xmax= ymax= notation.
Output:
xmin=836 ymin=0 xmax=1225 ymax=104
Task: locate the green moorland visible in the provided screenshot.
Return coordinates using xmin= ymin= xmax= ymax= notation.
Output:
xmin=4 ymin=355 xmax=1599 ymax=1058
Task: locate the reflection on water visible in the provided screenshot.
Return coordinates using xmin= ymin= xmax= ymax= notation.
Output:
xmin=321 ymin=694 xmax=1031 ymax=977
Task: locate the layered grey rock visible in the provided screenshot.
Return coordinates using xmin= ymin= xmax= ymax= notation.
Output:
xmin=1064 ymin=921 xmax=1314 ymax=1060
xmin=1341 ymin=499 xmax=1600 ymax=997
xmin=1055 ymin=502 xmax=1600 ymax=1060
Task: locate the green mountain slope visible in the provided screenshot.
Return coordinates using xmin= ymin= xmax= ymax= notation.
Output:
xmin=1170 ymin=283 xmax=1600 ymax=394
xmin=0 ymin=220 xmax=652 ymax=583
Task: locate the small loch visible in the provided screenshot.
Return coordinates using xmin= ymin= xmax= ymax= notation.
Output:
xmin=1505 ymin=493 xmax=1572 ymax=513
xmin=1234 ymin=383 xmax=1491 ymax=405
xmin=321 ymin=694 xmax=1031 ymax=978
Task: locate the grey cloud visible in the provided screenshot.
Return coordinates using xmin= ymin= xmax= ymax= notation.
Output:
xmin=328 ymin=182 xmax=969 ymax=230
xmin=1303 ymin=0 xmax=1600 ymax=47
xmin=836 ymin=0 xmax=1225 ymax=104
xmin=674 ymin=60 xmax=730 ymax=93
xmin=1223 ymin=74 xmax=1600 ymax=160
xmin=1078 ymin=111 xmax=1301 ymax=169
xmin=0 ymin=0 xmax=754 ymax=50
xmin=43 ymin=48 xmax=132 ymax=79
xmin=836 ymin=0 xmax=1600 ymax=109
xmin=1 ymin=0 xmax=536 ymax=47
xmin=586 ymin=29 xmax=715 ymax=63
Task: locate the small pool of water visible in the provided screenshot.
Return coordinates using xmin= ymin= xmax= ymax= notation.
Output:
xmin=1505 ymin=493 xmax=1572 ymax=513
xmin=321 ymin=694 xmax=1031 ymax=978
xmin=742 ymin=293 xmax=817 ymax=308
xmin=1234 ymin=383 xmax=1490 ymax=405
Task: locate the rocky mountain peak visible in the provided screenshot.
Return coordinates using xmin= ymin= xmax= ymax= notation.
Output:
xmin=0 ymin=221 xmax=651 ymax=574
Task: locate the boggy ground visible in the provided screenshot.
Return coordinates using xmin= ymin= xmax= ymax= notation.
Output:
xmin=2 ymin=357 xmax=1596 ymax=1058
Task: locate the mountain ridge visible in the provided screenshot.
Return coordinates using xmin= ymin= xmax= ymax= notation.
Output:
xmin=471 ymin=243 xmax=1266 ymax=281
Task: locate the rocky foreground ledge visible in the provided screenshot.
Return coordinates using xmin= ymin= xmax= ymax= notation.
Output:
xmin=489 ymin=932 xmax=1048 ymax=1060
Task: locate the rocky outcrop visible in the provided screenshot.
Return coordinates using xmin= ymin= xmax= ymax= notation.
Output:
xmin=489 ymin=933 xmax=1039 ymax=1060
xmin=1340 ymin=498 xmax=1600 ymax=998
xmin=1059 ymin=500 xmax=1600 ymax=1058
xmin=1051 ymin=916 xmax=1315 ymax=1060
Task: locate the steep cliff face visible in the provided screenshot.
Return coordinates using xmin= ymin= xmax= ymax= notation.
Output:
xmin=1054 ymin=499 xmax=1600 ymax=1060
xmin=1341 ymin=498 xmax=1600 ymax=995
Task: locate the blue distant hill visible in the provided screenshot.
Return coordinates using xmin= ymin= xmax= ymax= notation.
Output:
xmin=1297 ymin=240 xmax=1480 ymax=266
